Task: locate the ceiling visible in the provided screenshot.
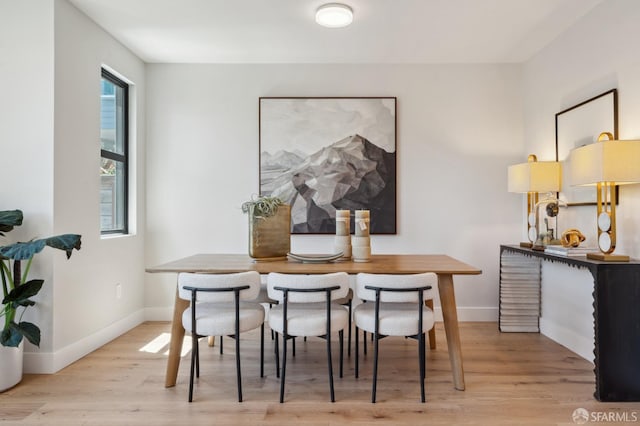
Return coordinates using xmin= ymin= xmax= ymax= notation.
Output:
xmin=68 ymin=0 xmax=603 ymax=64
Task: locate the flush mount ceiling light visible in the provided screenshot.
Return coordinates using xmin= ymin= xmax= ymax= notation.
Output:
xmin=315 ymin=3 xmax=353 ymax=28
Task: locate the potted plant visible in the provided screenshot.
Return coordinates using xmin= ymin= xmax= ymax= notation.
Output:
xmin=0 ymin=209 xmax=81 ymax=391
xmin=241 ymin=196 xmax=290 ymax=260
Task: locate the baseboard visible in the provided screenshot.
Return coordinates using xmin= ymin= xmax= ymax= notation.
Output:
xmin=144 ymin=306 xmax=498 ymax=322
xmin=540 ymin=317 xmax=594 ymax=363
xmin=23 ymin=310 xmax=145 ymax=374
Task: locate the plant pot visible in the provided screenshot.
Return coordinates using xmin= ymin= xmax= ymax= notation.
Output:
xmin=0 ymin=341 xmax=23 ymax=392
xmin=248 ymin=204 xmax=291 ymax=260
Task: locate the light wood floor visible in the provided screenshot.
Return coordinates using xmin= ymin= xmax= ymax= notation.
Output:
xmin=1 ymin=322 xmax=638 ymax=425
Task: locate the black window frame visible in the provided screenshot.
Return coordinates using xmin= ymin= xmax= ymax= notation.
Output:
xmin=100 ymin=68 xmax=129 ymax=235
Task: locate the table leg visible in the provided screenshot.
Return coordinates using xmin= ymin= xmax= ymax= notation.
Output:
xmin=165 ymin=285 xmax=189 ymax=388
xmin=437 ymin=273 xmax=465 ymax=390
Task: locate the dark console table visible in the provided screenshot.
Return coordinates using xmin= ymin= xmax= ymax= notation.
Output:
xmin=500 ymin=245 xmax=640 ymax=402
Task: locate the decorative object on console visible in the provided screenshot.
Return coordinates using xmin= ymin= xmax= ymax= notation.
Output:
xmin=530 ymin=195 xmax=566 ymax=250
xmin=259 ymin=97 xmax=396 ymax=234
xmin=561 ymin=228 xmax=586 ymax=248
xmin=334 ymin=209 xmax=351 ymax=259
xmin=508 ymin=154 xmax=561 ymax=248
xmin=352 ymin=210 xmax=371 ymax=262
xmin=556 ymin=89 xmax=618 ymax=206
xmin=569 ymin=132 xmax=640 ymax=261
xmin=544 ymin=244 xmax=595 ymax=257
xmin=241 ymin=195 xmax=291 ymax=261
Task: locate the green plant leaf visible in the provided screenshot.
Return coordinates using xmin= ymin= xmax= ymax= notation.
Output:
xmin=0 ymin=240 xmax=46 ymax=260
xmin=0 ymin=324 xmax=22 ymax=347
xmin=0 ymin=322 xmax=40 ymax=347
xmin=17 ymin=321 xmax=40 ymax=347
xmin=44 ymin=234 xmax=82 ymax=259
xmin=0 ymin=210 xmax=23 ymax=236
xmin=0 ymin=234 xmax=81 ymax=260
xmin=241 ymin=196 xmax=283 ymax=218
xmin=2 ymin=279 xmax=44 ymax=305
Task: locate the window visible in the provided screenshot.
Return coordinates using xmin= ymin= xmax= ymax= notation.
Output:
xmin=100 ymin=69 xmax=128 ymax=234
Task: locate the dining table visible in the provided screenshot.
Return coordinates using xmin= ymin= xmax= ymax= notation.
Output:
xmin=146 ymin=253 xmax=482 ymax=391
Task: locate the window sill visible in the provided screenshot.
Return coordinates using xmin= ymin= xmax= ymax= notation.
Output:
xmin=101 ymin=232 xmax=135 ymax=240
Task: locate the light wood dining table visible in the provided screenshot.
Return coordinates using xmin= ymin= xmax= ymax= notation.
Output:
xmin=146 ymin=253 xmax=481 ymax=391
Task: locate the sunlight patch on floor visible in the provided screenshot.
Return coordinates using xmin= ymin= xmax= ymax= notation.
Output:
xmin=138 ymin=332 xmax=193 ymax=357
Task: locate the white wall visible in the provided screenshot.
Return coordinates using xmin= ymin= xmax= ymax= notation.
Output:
xmin=2 ymin=0 xmax=146 ymax=373
xmin=145 ymin=63 xmax=525 ymax=320
xmin=523 ymin=0 xmax=640 ymax=357
xmin=1 ymin=0 xmax=55 ymax=354
xmin=40 ymin=0 xmax=147 ymax=373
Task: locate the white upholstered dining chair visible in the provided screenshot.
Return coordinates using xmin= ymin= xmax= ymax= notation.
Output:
xmin=354 ymin=272 xmax=436 ymax=403
xmin=178 ymin=271 xmax=265 ymax=402
xmin=267 ymin=272 xmax=350 ymax=403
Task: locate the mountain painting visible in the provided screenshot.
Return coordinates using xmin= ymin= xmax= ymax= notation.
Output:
xmin=259 ymin=97 xmax=396 ymax=234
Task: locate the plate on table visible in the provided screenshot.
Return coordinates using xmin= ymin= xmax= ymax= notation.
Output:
xmin=286 ymin=252 xmax=344 ymax=263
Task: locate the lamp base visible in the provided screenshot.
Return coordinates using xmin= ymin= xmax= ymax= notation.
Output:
xmin=586 ymin=252 xmax=630 ymax=262
xmin=520 ymin=242 xmax=533 ymax=248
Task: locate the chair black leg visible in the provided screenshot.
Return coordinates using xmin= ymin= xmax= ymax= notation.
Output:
xmin=275 ymin=332 xmax=280 ymax=378
xmin=235 ymin=330 xmax=243 ymax=402
xmin=279 ymin=333 xmax=287 ymax=403
xmin=292 ymin=337 xmax=296 ymax=357
xmin=220 ymin=335 xmax=223 ymax=355
xmin=363 ymin=331 xmax=367 ymax=355
xmin=355 ymin=326 xmax=360 ymax=378
xmin=189 ymin=332 xmax=197 ymax=402
xmin=372 ymin=331 xmax=380 ymax=403
xmin=270 ymin=304 xmax=275 ymax=340
xmin=260 ymin=323 xmax=265 ymax=378
xmin=195 ymin=336 xmax=200 ymax=378
xmin=419 ymin=332 xmax=426 ymax=403
xmin=326 ymin=330 xmax=335 ymax=402
xmin=347 ymin=300 xmax=352 ymax=357
xmin=339 ymin=329 xmax=344 ymax=378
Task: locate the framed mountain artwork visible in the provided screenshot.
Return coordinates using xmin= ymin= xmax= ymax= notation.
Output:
xmin=259 ymin=97 xmax=397 ymax=234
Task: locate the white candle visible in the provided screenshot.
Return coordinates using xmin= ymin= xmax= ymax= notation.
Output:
xmin=335 ymin=210 xmax=350 ymax=236
xmin=355 ymin=210 xmax=370 ymax=237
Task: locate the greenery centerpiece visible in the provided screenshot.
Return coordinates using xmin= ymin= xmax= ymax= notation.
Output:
xmin=241 ymin=196 xmax=290 ymax=260
xmin=1 ymin=210 xmax=81 ymax=348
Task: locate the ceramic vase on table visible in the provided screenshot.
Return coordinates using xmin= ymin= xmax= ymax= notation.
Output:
xmin=352 ymin=210 xmax=371 ymax=262
xmin=334 ymin=209 xmax=351 ymax=259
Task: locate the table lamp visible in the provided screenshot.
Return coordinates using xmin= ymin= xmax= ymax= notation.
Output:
xmin=568 ymin=132 xmax=640 ymax=261
xmin=508 ymin=154 xmax=562 ymax=247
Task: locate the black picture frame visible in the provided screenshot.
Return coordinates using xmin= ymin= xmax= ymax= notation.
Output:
xmin=555 ymin=89 xmax=618 ymax=206
xmin=259 ymin=97 xmax=397 ymax=234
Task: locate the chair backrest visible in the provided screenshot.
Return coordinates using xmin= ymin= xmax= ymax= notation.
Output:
xmin=178 ymin=271 xmax=261 ymax=303
xmin=356 ymin=273 xmax=436 ymax=303
xmin=267 ymin=272 xmax=350 ymax=303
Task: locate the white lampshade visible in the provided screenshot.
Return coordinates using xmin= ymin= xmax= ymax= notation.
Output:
xmin=508 ymin=160 xmax=561 ymax=193
xmin=315 ymin=3 xmax=353 ymax=28
xmin=569 ymin=139 xmax=640 ymax=186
